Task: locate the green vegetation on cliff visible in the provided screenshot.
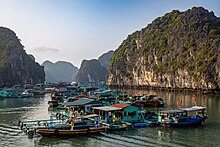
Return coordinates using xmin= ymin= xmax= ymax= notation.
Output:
xmin=76 ymin=59 xmax=108 ymax=85
xmin=109 ymin=7 xmax=220 ymax=90
xmin=98 ymin=50 xmax=114 ymax=70
xmin=0 ymin=27 xmax=45 ymax=85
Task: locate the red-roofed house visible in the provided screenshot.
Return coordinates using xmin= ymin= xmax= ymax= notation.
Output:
xmin=113 ymin=104 xmax=139 ymax=122
xmin=114 ymin=104 xmax=131 ymax=109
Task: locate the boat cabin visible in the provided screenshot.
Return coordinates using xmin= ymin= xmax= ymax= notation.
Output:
xmin=92 ymin=104 xmax=138 ymax=123
xmin=0 ymin=88 xmax=18 ymax=98
xmin=66 ymin=86 xmax=78 ymax=96
xmin=114 ymin=104 xmax=139 ymax=123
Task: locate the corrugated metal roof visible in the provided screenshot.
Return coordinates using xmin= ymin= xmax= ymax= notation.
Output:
xmin=63 ymin=98 xmax=94 ymax=106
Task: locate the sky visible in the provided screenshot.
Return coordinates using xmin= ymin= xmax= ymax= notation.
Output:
xmin=0 ymin=0 xmax=219 ymax=68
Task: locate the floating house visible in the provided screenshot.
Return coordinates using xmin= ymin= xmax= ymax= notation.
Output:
xmin=62 ymin=98 xmax=102 ymax=114
xmin=92 ymin=104 xmax=139 ymax=123
xmin=113 ymin=104 xmax=139 ymax=123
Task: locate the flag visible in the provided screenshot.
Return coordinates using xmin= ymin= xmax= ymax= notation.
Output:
xmin=176 ymin=97 xmax=182 ymax=108
xmin=202 ymin=96 xmax=205 ymax=106
xmin=178 ymin=98 xmax=182 ymax=105
xmin=192 ymin=94 xmax=197 ymax=106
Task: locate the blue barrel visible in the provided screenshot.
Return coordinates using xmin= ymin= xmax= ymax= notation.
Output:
xmin=105 ymin=117 xmax=110 ymax=123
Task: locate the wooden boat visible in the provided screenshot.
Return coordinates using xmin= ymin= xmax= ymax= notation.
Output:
xmin=144 ymin=95 xmax=166 ymax=107
xmin=132 ymin=95 xmax=166 ymax=107
xmin=103 ymin=122 xmax=127 ymax=131
xmin=51 ymin=92 xmax=65 ymax=102
xmin=0 ymin=88 xmax=19 ymax=98
xmin=36 ymin=114 xmax=106 ymax=136
xmin=19 ymin=90 xmax=33 ymax=98
xmin=36 ymin=126 xmax=106 ymax=136
xmin=158 ymin=106 xmax=207 ymax=128
xmin=48 ymin=100 xmax=59 ymax=110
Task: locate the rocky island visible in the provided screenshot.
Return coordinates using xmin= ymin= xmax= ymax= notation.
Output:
xmin=108 ymin=7 xmax=220 ymax=92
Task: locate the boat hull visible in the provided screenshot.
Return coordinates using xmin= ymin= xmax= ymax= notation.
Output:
xmin=133 ymin=122 xmax=151 ymax=128
xmin=36 ymin=127 xmax=106 ymax=136
xmin=160 ymin=117 xmax=207 ymax=128
xmin=106 ymin=126 xmax=127 ymax=131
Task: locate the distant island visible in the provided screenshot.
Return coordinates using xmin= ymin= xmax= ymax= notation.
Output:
xmin=76 ymin=50 xmax=114 ymax=86
xmin=42 ymin=60 xmax=79 ymax=83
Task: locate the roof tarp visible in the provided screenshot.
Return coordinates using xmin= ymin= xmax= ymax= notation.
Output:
xmin=82 ymin=114 xmax=99 ymax=118
xmin=160 ymin=109 xmax=184 ymax=114
xmin=92 ymin=106 xmax=122 ymax=111
xmin=181 ymin=106 xmax=206 ymax=112
xmin=63 ymin=98 xmax=94 ymax=106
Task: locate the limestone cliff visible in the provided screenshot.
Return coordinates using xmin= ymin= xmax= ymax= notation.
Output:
xmin=76 ymin=59 xmax=108 ymax=85
xmin=0 ymin=27 xmax=45 ymax=85
xmin=108 ymin=7 xmax=220 ymax=91
xmin=98 ymin=50 xmax=114 ymax=70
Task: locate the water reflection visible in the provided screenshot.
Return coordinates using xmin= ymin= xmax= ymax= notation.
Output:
xmin=0 ymin=90 xmax=220 ymax=147
xmin=121 ymin=89 xmax=220 ymax=123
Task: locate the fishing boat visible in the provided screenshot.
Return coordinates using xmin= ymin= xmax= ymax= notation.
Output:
xmin=158 ymin=106 xmax=207 ymax=128
xmin=145 ymin=95 xmax=166 ymax=107
xmin=36 ymin=126 xmax=105 ymax=136
xmin=36 ymin=114 xmax=105 ymax=136
xmin=0 ymin=88 xmax=19 ymax=98
xmin=132 ymin=95 xmax=166 ymax=108
xmin=48 ymin=100 xmax=59 ymax=110
xmin=19 ymin=90 xmax=34 ymax=98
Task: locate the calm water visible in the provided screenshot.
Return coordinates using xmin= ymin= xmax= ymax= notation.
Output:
xmin=0 ymin=91 xmax=220 ymax=147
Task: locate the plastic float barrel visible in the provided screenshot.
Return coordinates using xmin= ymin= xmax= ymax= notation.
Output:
xmin=18 ymin=120 xmax=21 ymax=126
xmin=27 ymin=129 xmax=34 ymax=138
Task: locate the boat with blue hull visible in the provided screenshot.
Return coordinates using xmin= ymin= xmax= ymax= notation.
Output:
xmin=158 ymin=106 xmax=207 ymax=128
xmin=19 ymin=90 xmax=34 ymax=98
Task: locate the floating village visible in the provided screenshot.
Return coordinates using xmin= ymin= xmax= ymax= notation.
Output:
xmin=0 ymin=82 xmax=208 ymax=138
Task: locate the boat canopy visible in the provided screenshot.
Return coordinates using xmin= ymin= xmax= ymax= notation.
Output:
xmin=82 ymin=114 xmax=99 ymax=119
xmin=92 ymin=106 xmax=122 ymax=111
xmin=180 ymin=106 xmax=206 ymax=112
xmin=160 ymin=109 xmax=184 ymax=114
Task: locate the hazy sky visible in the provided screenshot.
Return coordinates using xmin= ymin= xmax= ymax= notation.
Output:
xmin=0 ymin=0 xmax=219 ymax=68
